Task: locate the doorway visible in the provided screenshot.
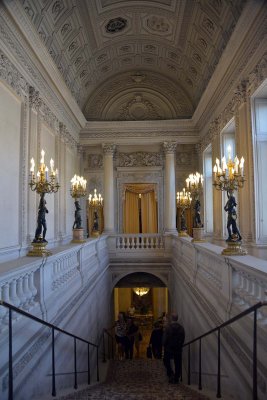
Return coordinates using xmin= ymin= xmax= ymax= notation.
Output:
xmin=123 ymin=183 xmax=158 ymax=233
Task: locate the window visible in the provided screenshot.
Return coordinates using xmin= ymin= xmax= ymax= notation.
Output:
xmin=220 ymin=119 xmax=236 ymax=238
xmin=203 ymin=145 xmax=213 ymax=234
xmin=253 ymin=98 xmax=267 ymax=244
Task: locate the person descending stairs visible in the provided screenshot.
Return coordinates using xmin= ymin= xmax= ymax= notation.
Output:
xmin=56 ymin=358 xmax=209 ymax=400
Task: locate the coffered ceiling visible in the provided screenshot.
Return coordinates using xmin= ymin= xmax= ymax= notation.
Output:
xmin=19 ymin=0 xmax=246 ymax=121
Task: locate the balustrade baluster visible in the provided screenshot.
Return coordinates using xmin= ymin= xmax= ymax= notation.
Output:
xmin=22 ymin=274 xmax=32 ymax=310
xmin=28 ymin=271 xmax=37 ymax=306
xmin=9 ymin=280 xmax=21 ymax=316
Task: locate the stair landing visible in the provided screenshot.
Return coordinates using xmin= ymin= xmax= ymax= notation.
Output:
xmin=57 ymin=359 xmax=209 ymax=399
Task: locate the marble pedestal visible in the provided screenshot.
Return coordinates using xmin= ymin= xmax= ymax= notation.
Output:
xmin=192 ymin=227 xmax=205 ymax=243
xmin=72 ymin=228 xmax=85 ymax=243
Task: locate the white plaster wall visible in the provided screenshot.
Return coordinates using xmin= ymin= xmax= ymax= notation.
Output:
xmin=0 ymin=82 xmax=22 ymax=250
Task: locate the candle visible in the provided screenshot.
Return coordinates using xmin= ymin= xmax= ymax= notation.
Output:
xmin=50 ymin=158 xmax=54 ymax=173
xmin=45 ymin=166 xmax=48 ymax=180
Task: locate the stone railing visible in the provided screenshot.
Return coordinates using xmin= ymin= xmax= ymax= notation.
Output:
xmin=106 ymin=233 xmax=173 ymax=261
xmin=116 ymin=233 xmax=165 ymax=250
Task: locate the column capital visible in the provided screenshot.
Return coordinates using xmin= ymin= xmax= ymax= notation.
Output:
xmin=102 ymin=143 xmax=116 ymax=156
xmin=162 ymin=141 xmax=177 ymax=154
xmin=29 ymin=86 xmax=41 ymax=111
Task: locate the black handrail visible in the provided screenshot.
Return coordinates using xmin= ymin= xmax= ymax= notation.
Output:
xmin=0 ymin=300 xmax=99 ymax=400
xmin=102 ymin=328 xmax=115 ymax=362
xmin=182 ymin=301 xmax=267 ymax=400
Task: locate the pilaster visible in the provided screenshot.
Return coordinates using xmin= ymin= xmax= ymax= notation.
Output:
xmin=163 ymin=141 xmax=177 ymax=234
xmin=235 ymin=81 xmax=254 ymax=243
xmin=103 ymin=144 xmax=116 ymax=233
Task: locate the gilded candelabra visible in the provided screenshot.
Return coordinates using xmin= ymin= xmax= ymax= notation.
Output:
xmin=28 ymin=150 xmax=60 ymax=256
xmin=213 ymin=145 xmax=247 ymax=255
xmin=88 ymin=189 xmax=103 ymax=237
xmin=176 ymin=188 xmax=192 ymax=236
xmin=186 ymin=172 xmax=205 ymax=242
xmin=70 ymin=175 xmax=87 ymax=243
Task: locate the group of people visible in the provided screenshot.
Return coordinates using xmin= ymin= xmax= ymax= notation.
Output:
xmin=114 ymin=310 xmax=185 ymax=385
xmin=148 ymin=312 xmax=185 ymax=384
xmin=114 ymin=312 xmax=141 ymax=360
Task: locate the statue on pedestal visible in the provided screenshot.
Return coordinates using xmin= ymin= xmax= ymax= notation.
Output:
xmin=73 ymin=200 xmax=82 ymax=229
xmin=224 ymin=190 xmax=242 ymax=242
xmin=33 ymin=193 xmax=48 ymax=243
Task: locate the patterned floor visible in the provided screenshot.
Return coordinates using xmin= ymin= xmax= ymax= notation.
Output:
xmin=57 ymin=359 xmax=210 ymax=400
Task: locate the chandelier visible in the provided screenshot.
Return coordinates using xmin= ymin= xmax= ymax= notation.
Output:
xmin=213 ymin=145 xmax=245 ymax=191
xmin=88 ymin=188 xmax=103 ymax=207
xmin=133 ymin=287 xmax=150 ymax=297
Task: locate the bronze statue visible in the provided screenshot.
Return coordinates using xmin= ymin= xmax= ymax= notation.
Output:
xmin=193 ymin=199 xmax=202 ymax=228
xmin=33 ymin=193 xmax=48 ymax=242
xmin=92 ymin=211 xmax=99 ymax=231
xmin=224 ymin=190 xmax=242 ymax=242
xmin=73 ymin=200 xmax=82 ymax=229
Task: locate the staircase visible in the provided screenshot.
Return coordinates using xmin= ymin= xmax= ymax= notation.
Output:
xmin=56 ymin=359 xmax=209 ymax=400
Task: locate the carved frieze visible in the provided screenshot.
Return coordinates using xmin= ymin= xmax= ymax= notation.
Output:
xmin=29 ymin=86 xmax=41 ymax=111
xmin=87 ymin=154 xmax=103 ymax=169
xmin=0 ymin=52 xmax=28 ymax=100
xmin=117 ymin=152 xmax=163 ymax=167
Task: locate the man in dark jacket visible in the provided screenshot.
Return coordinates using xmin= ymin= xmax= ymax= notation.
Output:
xmin=163 ymin=313 xmax=185 ymax=383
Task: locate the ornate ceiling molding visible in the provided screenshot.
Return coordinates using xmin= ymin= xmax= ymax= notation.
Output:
xmin=13 ymin=0 xmax=246 ymax=116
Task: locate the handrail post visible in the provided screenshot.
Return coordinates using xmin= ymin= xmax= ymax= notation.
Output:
xmin=198 ymin=338 xmax=202 ymax=390
xmin=253 ymin=308 xmax=257 ymax=400
xmin=8 ymin=308 xmax=13 ymax=400
xmin=187 ymin=344 xmax=191 ymax=385
xmin=96 ymin=346 xmax=100 ymax=382
xmin=103 ymin=330 xmax=106 ymax=362
xmin=217 ymin=328 xmax=221 ymax=398
xmin=87 ymin=343 xmax=90 ymax=385
xmin=74 ymin=338 xmax=78 ymax=389
xmin=51 ymin=327 xmax=56 ymax=397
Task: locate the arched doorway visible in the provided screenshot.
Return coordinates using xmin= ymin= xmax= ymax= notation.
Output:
xmin=112 ymin=272 xmax=169 ymax=358
xmin=113 ymin=272 xmax=168 ymax=323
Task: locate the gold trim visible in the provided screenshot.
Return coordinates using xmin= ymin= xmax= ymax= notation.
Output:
xmin=221 ymin=241 xmax=247 ymax=256
xmin=27 ymin=242 xmax=51 ymax=257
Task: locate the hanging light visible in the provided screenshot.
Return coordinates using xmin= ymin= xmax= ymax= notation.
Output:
xmin=133 ymin=287 xmax=150 ymax=297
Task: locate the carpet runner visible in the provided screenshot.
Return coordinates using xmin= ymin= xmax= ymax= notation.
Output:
xmin=57 ymin=359 xmax=210 ymax=399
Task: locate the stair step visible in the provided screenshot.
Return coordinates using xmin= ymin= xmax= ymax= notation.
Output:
xmin=56 ymin=359 xmax=209 ymax=399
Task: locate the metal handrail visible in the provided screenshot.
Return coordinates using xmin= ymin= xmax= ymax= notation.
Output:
xmin=182 ymin=301 xmax=267 ymax=399
xmin=0 ymin=300 xmax=99 ymax=400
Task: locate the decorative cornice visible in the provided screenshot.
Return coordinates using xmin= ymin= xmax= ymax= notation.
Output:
xmin=0 ymin=51 xmax=28 ymax=100
xmin=200 ymin=52 xmax=267 ymax=152
xmin=0 ymin=3 xmax=85 ymax=139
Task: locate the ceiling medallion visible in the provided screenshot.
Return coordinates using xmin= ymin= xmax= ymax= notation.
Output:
xmin=105 ymin=17 xmax=127 ymax=33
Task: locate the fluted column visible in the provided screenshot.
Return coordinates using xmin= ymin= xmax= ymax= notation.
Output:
xmin=163 ymin=142 xmax=177 ymax=234
xmin=103 ymin=144 xmax=116 ymax=233
xmin=212 ymin=133 xmax=223 ymax=241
